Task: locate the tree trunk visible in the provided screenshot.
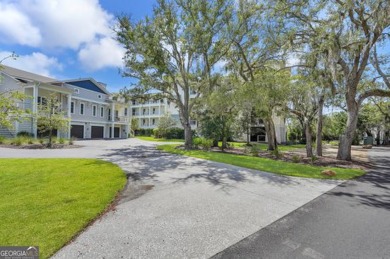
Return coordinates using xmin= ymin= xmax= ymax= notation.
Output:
xmin=246 ymin=122 xmax=250 ymax=145
xmin=221 ymin=119 xmax=227 ymax=151
xmin=316 ymin=96 xmax=324 ymax=156
xmin=264 ymin=116 xmax=277 ymax=151
xmin=304 ymin=119 xmax=313 ymax=157
xmin=48 ymin=129 xmax=52 ymax=148
xmin=184 ymin=122 xmax=192 ymax=149
xmin=337 ymin=105 xmax=359 ymax=161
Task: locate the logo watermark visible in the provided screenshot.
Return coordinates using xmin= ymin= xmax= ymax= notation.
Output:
xmin=0 ymin=246 xmax=39 ymax=259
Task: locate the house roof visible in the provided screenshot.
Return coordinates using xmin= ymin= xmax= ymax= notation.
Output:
xmin=0 ymin=65 xmax=57 ymax=83
xmin=64 ymin=78 xmax=110 ymax=94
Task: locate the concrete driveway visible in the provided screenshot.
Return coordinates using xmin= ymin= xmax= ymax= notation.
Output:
xmin=0 ymin=139 xmax=341 ymax=258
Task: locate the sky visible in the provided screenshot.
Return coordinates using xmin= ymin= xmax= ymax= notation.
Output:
xmin=0 ymin=0 xmax=156 ymax=93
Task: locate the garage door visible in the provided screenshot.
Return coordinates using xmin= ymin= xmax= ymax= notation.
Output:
xmin=91 ymin=126 xmax=104 ymax=138
xmin=71 ymin=125 xmax=84 ymax=139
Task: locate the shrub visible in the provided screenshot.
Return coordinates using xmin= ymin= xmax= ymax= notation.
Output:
xmin=58 ymin=138 xmax=65 ymax=144
xmin=27 ymin=138 xmax=34 ymax=144
xmin=193 ymin=137 xmax=202 ymax=149
xmin=200 ymin=138 xmax=213 ymax=151
xmin=292 ymin=155 xmax=301 ymax=163
xmin=135 ymin=129 xmax=154 ymax=137
xmin=0 ymin=136 xmax=5 ymax=144
xmin=39 ymin=138 xmax=45 ymax=144
xmin=165 ymin=127 xmax=184 ymax=139
xmin=16 ymin=131 xmax=34 ymax=137
xmin=250 ymin=145 xmax=261 ymax=156
xmin=270 ymin=149 xmax=283 ymax=159
xmin=153 ymin=128 xmax=161 ymax=138
xmin=12 ymin=137 xmax=25 ymax=146
xmin=311 ymin=155 xmax=318 ymax=164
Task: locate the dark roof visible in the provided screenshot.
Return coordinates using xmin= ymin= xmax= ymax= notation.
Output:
xmin=65 ymin=79 xmax=107 ymax=94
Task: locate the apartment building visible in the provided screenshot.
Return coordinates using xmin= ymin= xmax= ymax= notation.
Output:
xmin=0 ymin=65 xmax=131 ymax=139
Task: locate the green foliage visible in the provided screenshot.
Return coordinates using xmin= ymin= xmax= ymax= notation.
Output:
xmin=36 ymin=94 xmax=69 ymax=148
xmin=165 ymin=127 xmax=184 ymax=139
xmin=323 ymin=112 xmax=347 ymax=140
xmin=250 ymin=144 xmax=261 ymax=156
xmin=58 ymin=138 xmax=65 ymax=144
xmin=135 ymin=128 xmax=154 ymax=137
xmin=16 ymin=131 xmax=34 ymax=137
xmin=270 ymin=149 xmax=283 ymax=159
xmin=0 ymin=136 xmax=4 ymax=144
xmin=116 ymin=0 xmax=234 ymax=149
xmin=156 ymin=113 xmax=177 ymax=138
xmin=292 ymin=155 xmax=301 ymax=163
xmin=0 ymin=90 xmax=30 ymax=129
xmin=192 ymin=137 xmax=203 ymax=149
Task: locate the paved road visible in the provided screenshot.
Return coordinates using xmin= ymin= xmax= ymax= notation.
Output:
xmin=213 ymin=147 xmax=390 ymax=259
xmin=0 ymin=139 xmax=341 ymax=258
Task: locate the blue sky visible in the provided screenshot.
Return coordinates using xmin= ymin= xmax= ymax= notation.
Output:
xmin=0 ymin=0 xmax=156 ymax=93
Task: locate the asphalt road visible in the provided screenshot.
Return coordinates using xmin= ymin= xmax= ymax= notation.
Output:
xmin=213 ymin=147 xmax=390 ymax=259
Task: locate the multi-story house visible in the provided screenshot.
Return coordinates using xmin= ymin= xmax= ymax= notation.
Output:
xmin=0 ymin=65 xmax=131 ymax=139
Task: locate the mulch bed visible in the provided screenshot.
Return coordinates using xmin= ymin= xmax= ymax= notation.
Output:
xmin=0 ymin=144 xmax=81 ymax=149
xmin=211 ymin=147 xmax=371 ymax=170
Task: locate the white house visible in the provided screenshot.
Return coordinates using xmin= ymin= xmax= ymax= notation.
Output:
xmin=0 ymin=65 xmax=131 ymax=139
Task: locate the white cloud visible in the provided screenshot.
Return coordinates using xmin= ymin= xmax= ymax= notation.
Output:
xmin=0 ymin=2 xmax=41 ymax=46
xmin=78 ymin=37 xmax=125 ymax=71
xmin=0 ymin=0 xmax=125 ymax=71
xmin=18 ymin=0 xmax=113 ymax=49
xmin=1 ymin=51 xmax=62 ymax=77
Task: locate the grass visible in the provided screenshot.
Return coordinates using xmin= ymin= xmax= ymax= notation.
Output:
xmin=0 ymin=159 xmax=126 ymax=258
xmin=222 ymin=142 xmax=306 ymax=151
xmin=157 ymin=144 xmax=365 ymax=180
xmin=136 ymin=136 xmax=185 ymax=142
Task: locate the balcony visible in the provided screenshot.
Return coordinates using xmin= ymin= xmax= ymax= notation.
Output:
xmin=108 ymin=116 xmax=129 ymax=123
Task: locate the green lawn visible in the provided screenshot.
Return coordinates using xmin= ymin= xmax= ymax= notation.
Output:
xmin=157 ymin=144 xmax=365 ymax=180
xmin=136 ymin=136 xmax=185 ymax=142
xmin=0 ymin=159 xmax=126 ymax=259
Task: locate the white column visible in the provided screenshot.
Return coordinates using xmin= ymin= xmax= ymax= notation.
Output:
xmin=32 ymin=85 xmax=38 ymax=138
xmin=111 ymin=102 xmax=115 ymax=138
xmin=67 ymin=94 xmax=71 ymax=138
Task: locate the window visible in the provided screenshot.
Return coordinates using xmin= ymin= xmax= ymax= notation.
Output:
xmin=80 ymin=103 xmax=85 ymax=115
xmin=190 ymin=120 xmax=197 ymax=126
xmin=132 ymin=100 xmax=136 ymax=105
xmin=152 ymin=118 xmax=155 ymax=125
xmin=98 ymin=94 xmax=102 ymax=99
xmin=152 ymin=108 xmax=156 ymax=114
xmin=74 ymin=88 xmax=79 ymax=94
xmin=132 ymin=108 xmax=136 ymax=116
xmin=100 ymin=107 xmax=104 ymax=117
xmin=37 ymin=96 xmax=47 ymax=105
xmin=70 ymin=102 xmax=74 ymax=114
xmin=143 ymin=109 xmax=146 ymax=115
xmin=115 ymin=110 xmax=119 ymax=117
xmin=92 ymin=105 xmax=97 ymax=116
xmin=124 ymin=108 xmax=128 ymax=116
xmin=143 ymin=119 xmax=146 ymax=125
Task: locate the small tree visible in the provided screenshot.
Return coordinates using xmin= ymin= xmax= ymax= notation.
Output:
xmin=156 ymin=113 xmax=177 ymax=138
xmin=37 ymin=94 xmax=69 ymax=148
xmin=130 ymin=118 xmax=139 ymax=136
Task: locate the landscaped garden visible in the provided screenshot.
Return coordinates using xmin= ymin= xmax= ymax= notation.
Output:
xmin=0 ymin=135 xmax=76 ymax=149
xmin=157 ymin=144 xmax=366 ymax=180
xmin=0 ymin=158 xmax=126 ymax=258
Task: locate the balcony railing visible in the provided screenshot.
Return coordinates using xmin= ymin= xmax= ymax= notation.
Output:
xmin=108 ymin=116 xmax=129 ymax=123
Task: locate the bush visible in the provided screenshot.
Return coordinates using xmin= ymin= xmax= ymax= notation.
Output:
xmin=16 ymin=131 xmax=34 ymax=137
xmin=292 ymin=155 xmax=301 ymax=163
xmin=250 ymin=145 xmax=261 ymax=156
xmin=165 ymin=127 xmax=184 ymax=139
xmin=270 ymin=149 xmax=283 ymax=159
xmin=153 ymin=128 xmax=161 ymax=138
xmin=27 ymin=138 xmax=34 ymax=144
xmin=58 ymin=138 xmax=65 ymax=144
xmin=0 ymin=136 xmax=5 ymax=144
xmin=200 ymin=138 xmax=213 ymax=151
xmin=193 ymin=137 xmax=202 ymax=149
xmin=39 ymin=138 xmax=45 ymax=144
xmin=135 ymin=129 xmax=154 ymax=137
xmin=12 ymin=137 xmax=26 ymax=146
xmin=69 ymin=137 xmax=75 ymax=145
